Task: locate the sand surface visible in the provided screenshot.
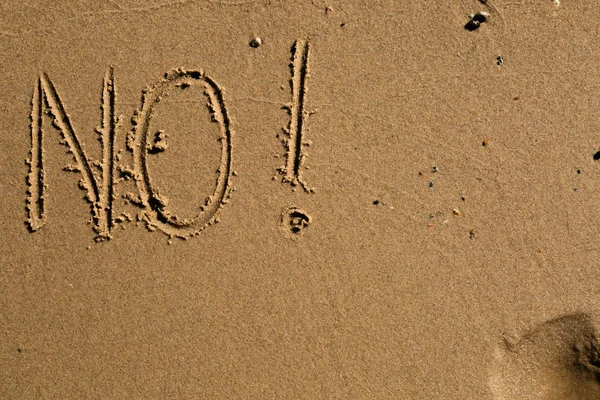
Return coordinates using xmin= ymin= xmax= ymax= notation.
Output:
xmin=2 ymin=0 xmax=600 ymax=398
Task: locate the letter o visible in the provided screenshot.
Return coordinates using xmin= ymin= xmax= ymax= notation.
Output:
xmin=131 ymin=69 xmax=233 ymax=238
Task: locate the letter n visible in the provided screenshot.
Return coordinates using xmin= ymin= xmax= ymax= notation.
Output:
xmin=26 ymin=68 xmax=116 ymax=241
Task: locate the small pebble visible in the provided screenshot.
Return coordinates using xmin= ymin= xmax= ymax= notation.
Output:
xmin=249 ymin=37 xmax=262 ymax=48
xmin=428 ymin=181 xmax=435 ymax=188
xmin=432 ymin=166 xmax=439 ymax=173
xmin=465 ymin=19 xmax=481 ymax=31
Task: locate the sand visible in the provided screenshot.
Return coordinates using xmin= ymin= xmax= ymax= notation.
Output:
xmin=2 ymin=0 xmax=600 ymax=398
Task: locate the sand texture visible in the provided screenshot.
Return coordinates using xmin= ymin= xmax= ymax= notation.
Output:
xmin=2 ymin=0 xmax=600 ymax=398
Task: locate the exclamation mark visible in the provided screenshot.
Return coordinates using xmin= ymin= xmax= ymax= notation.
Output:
xmin=278 ymin=39 xmax=314 ymax=239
